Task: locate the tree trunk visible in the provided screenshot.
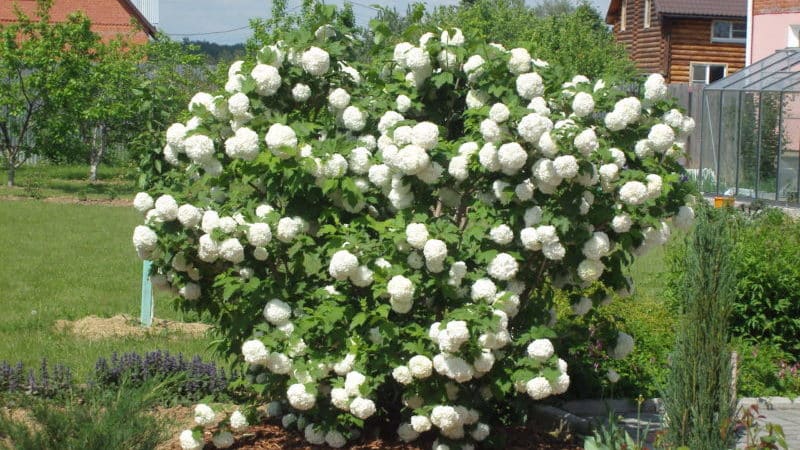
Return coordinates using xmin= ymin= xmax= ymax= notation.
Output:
xmin=7 ymin=165 xmax=14 ymax=187
xmin=89 ymin=124 xmax=106 ymax=182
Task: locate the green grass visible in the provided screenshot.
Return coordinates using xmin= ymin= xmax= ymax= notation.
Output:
xmin=0 ymin=164 xmax=137 ymax=200
xmin=0 ymin=199 xmax=216 ymax=380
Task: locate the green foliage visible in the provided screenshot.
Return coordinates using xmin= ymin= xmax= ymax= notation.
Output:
xmin=735 ymin=339 xmax=800 ymax=398
xmin=583 ymin=411 xmax=639 ymax=450
xmin=663 ymin=205 xmax=737 ymax=449
xmin=0 ymin=382 xmax=170 ymax=450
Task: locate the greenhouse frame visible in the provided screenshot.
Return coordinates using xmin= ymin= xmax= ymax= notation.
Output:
xmin=697 ymin=48 xmax=800 ymax=204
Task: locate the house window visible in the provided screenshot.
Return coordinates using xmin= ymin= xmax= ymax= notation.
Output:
xmin=789 ymin=25 xmax=800 ymax=48
xmin=711 ymin=21 xmax=746 ymax=43
xmin=644 ymin=0 xmax=651 ymax=29
xmin=621 ymin=0 xmax=627 ymax=31
xmin=691 ymin=63 xmax=727 ymax=84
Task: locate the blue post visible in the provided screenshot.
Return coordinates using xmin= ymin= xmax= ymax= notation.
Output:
xmin=140 ymin=260 xmax=154 ymax=327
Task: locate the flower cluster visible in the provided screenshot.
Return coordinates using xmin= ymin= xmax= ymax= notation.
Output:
xmin=135 ymin=19 xmax=695 ymax=450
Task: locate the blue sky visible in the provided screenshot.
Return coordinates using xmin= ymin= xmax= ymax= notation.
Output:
xmin=158 ymin=0 xmax=612 ymax=45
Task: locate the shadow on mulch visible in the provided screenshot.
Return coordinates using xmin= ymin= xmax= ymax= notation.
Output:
xmin=189 ymin=421 xmax=582 ymax=450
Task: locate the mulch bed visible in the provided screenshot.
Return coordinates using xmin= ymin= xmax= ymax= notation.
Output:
xmin=186 ymin=422 xmax=582 ymax=450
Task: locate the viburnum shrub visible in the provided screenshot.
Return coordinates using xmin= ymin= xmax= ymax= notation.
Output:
xmin=132 ymin=14 xmax=697 ymax=450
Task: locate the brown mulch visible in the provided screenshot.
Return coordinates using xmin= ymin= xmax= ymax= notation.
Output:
xmin=54 ymin=314 xmax=211 ymax=340
xmin=163 ymin=420 xmax=581 ymax=450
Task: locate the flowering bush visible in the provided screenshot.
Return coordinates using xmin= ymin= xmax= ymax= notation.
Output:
xmin=133 ymin=14 xmax=695 ymax=449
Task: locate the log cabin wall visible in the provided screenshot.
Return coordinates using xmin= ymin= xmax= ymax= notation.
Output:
xmin=611 ymin=0 xmax=667 ymax=77
xmin=666 ymin=18 xmax=746 ymax=83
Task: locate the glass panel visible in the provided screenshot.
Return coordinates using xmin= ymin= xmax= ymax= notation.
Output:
xmin=737 ymin=92 xmax=760 ymax=198
xmin=712 ymin=51 xmax=800 ymax=91
xmin=709 ymin=65 xmax=726 ymax=83
xmin=718 ymin=91 xmax=741 ymax=195
xmin=779 ymin=93 xmax=800 ymax=204
xmin=692 ymin=64 xmax=708 ymax=83
xmin=732 ymin=22 xmax=747 ymax=39
xmin=713 ymin=21 xmax=731 ymax=39
xmin=699 ymin=90 xmax=722 ymax=193
xmin=756 ymin=92 xmax=782 ymax=200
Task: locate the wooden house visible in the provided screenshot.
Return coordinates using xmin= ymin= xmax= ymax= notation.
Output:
xmin=605 ymin=0 xmax=747 ymax=83
xmin=0 ymin=0 xmax=157 ymax=44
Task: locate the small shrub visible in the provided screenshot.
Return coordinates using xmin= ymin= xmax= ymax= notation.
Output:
xmin=735 ymin=339 xmax=800 ymax=397
xmin=21 ymin=169 xmax=44 ymax=199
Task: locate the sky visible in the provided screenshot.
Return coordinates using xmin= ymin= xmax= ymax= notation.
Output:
xmin=158 ymin=0 xmax=612 ymax=45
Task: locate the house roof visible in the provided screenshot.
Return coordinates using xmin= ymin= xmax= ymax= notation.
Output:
xmin=606 ymin=0 xmax=746 ymax=24
xmin=119 ymin=0 xmax=157 ymax=38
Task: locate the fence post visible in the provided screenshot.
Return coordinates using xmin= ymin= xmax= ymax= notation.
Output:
xmin=140 ymin=260 xmax=154 ymax=327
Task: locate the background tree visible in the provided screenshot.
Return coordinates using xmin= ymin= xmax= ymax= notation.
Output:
xmin=0 ymin=0 xmax=98 ymax=186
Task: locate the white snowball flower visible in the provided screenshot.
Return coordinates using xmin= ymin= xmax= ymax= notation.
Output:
xmin=246 ymin=222 xmax=271 ymax=247
xmin=132 ymin=225 xmax=158 ymax=254
xmin=411 ymin=122 xmax=439 ymax=150
xmin=552 ymin=372 xmax=571 ymax=394
xmin=405 ymin=223 xmax=429 ymax=249
xmin=480 ymin=119 xmax=503 ymax=143
xmin=612 ymin=214 xmax=633 ymax=233
xmin=607 ymin=369 xmax=621 ymax=383
xmin=228 ymin=410 xmax=248 ymax=431
xmin=431 ymin=406 xmax=461 ymax=430
xmin=322 ymin=153 xmax=348 ymax=178
xmin=411 ymin=415 xmax=432 ymax=433
xmin=219 ymin=238 xmax=245 ymax=263
xmin=197 ymin=234 xmax=219 ymax=263
xmin=329 ymin=250 xmax=359 ymax=281
xmin=508 ymin=47 xmax=532 ymax=74
xmin=179 ymin=429 xmax=202 ymax=450
xmin=287 ymin=383 xmax=316 ymax=410
xmin=599 ymin=163 xmax=619 ymax=183
xmin=477 ymin=143 xmax=500 ymax=172
xmin=408 ymin=355 xmax=433 ymax=379
xmin=212 ymin=431 xmax=234 ymax=449
xmin=387 ymin=275 xmax=415 ymax=303
xmin=489 ymin=224 xmax=514 ymax=245
xmin=612 ymin=332 xmax=635 ymax=359
xmin=515 ymin=179 xmax=535 ymax=201
xmin=516 ymin=72 xmax=545 ymax=99
xmin=572 ymin=92 xmax=595 ymax=117
xmin=179 ymin=283 xmax=201 ymax=301
xmin=325 ymin=430 xmax=346 ymax=448
xmin=463 ymin=54 xmax=485 ymax=82
xmin=194 ymin=403 xmax=216 ymax=426
xmin=392 ymin=365 xmax=413 ymax=384
xmin=648 ymin=123 xmax=675 ymax=152
xmin=577 ymin=259 xmax=605 ymax=282
xmin=518 ymin=113 xmax=553 ymax=143
xmin=574 ymin=128 xmax=599 ymax=155
xmin=680 ymin=117 xmax=696 ymax=136
xmin=524 ymin=206 xmax=543 ymax=226
xmin=520 ymin=227 xmax=542 ymax=251
xmin=265 ymin=124 xmax=297 ymax=154
xmin=404 ymin=47 xmax=431 ymax=72
xmin=292 ymin=83 xmax=311 ymax=102
xmin=350 ymin=265 xmax=374 ymax=287
xmin=263 ymin=298 xmax=292 ymax=326
xmin=448 ymin=156 xmax=469 ymax=181
xmin=471 ymin=278 xmax=497 ymax=301
xmin=423 ymin=239 xmax=448 ymax=270
xmin=635 ymin=139 xmax=654 ymax=159
xmin=225 ymin=127 xmax=260 ymax=161
xmin=377 ymin=111 xmax=404 ymax=135
xmin=328 ymin=88 xmax=351 ymax=110
xmin=176 ymin=204 xmax=202 ymax=229
xmin=528 ymin=96 xmax=551 ymax=115
xmin=184 ymin=134 xmax=215 ymax=164
xmin=342 ymin=106 xmax=366 ymax=132
xmin=527 ymin=339 xmax=555 ymax=361
xmin=553 ymin=155 xmax=579 ymax=179
xmin=497 ymin=142 xmax=527 ymax=175
xmin=644 ymin=73 xmax=668 ymax=101
xmin=543 ymin=242 xmax=566 ymax=260
xmin=304 ymin=424 xmax=325 ymax=445
xmin=526 ymin=376 xmax=553 ymax=400
xmin=489 ymin=103 xmax=510 ymax=123
xmin=276 ymin=217 xmax=304 ymax=242
xmin=619 ymin=181 xmax=649 ymax=205
xmin=466 ymin=89 xmax=488 ymax=109
xmin=532 ymin=158 xmax=562 ymax=186
xmin=330 ymin=387 xmax=351 ymax=410
xmin=583 ymin=232 xmax=611 ymax=260
xmin=398 ymin=423 xmax=420 ymax=443
xmin=473 ymin=349 xmax=496 ymax=372
xmin=438 ymin=49 xmax=458 ymax=69
xmin=344 ymin=371 xmax=366 ymax=397
xmin=350 ymin=397 xmax=376 ymax=419
xmin=251 ymin=64 xmax=282 ymax=96
xmin=646 ymin=173 xmax=663 ymax=198
xmin=133 ymin=192 xmax=154 ymax=213
xmin=166 ymin=123 xmax=187 ymax=147
xmin=301 ymin=46 xmax=330 ymax=76
xmin=471 ymin=423 xmax=491 ymax=442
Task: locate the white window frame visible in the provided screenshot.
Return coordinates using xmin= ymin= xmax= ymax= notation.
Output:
xmin=644 ymin=0 xmax=651 ymax=29
xmin=711 ymin=20 xmax=746 ymax=44
xmin=789 ymin=25 xmax=800 ymax=48
xmin=621 ymin=0 xmax=627 ymax=31
xmin=690 ymin=62 xmax=728 ymax=84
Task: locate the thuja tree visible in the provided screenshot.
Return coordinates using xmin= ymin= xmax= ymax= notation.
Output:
xmin=663 ymin=205 xmax=736 ymax=449
xmin=132 ymin=9 xmax=697 ymax=450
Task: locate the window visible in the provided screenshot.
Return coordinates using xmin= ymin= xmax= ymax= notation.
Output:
xmin=644 ymin=0 xmax=651 ymax=29
xmin=691 ymin=63 xmax=727 ymax=84
xmin=789 ymin=25 xmax=800 ymax=48
xmin=621 ymin=0 xmax=627 ymax=31
xmin=711 ymin=21 xmax=746 ymax=43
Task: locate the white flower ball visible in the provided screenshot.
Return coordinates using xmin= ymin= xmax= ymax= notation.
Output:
xmin=508 ymin=47 xmax=532 ymax=74
xmin=520 ymin=227 xmax=542 ymax=251
xmin=572 ymin=92 xmax=595 ymax=117
xmin=350 ymin=397 xmax=376 ymax=419
xmin=612 ymin=332 xmax=635 ymax=359
xmin=229 ymin=410 xmax=248 ymax=431
xmin=398 ymin=423 xmax=420 ymax=442
xmin=404 ymin=47 xmax=431 ymax=72
xmin=644 ymin=73 xmax=668 ymax=101
xmin=264 ymin=124 xmax=297 ymax=153
xmin=392 ymin=365 xmax=413 ymax=384
xmin=619 ymin=181 xmax=649 ymax=205
xmin=251 ymin=64 xmax=281 ymax=96
xmin=489 ymin=224 xmax=514 ymax=246
xmin=377 ymin=110 xmax=404 ymax=135
xmin=179 ymin=282 xmax=201 ymax=301
xmin=471 ymin=278 xmax=497 ymax=301
xmin=331 ymin=387 xmax=351 ymax=410
xmin=225 ymin=127 xmax=260 ymax=161
xmin=154 ymin=195 xmax=179 ymax=222
xmin=227 ymin=93 xmax=249 ymax=118
xmin=431 ymin=406 xmax=461 ymax=430
xmin=518 ymin=113 xmax=553 ymax=143
xmin=646 ymin=173 xmax=663 ymax=198
xmin=612 ymin=214 xmax=633 ymax=233
xmin=342 ymin=106 xmax=367 ymax=131
xmin=411 ymin=121 xmax=439 ymax=150
xmin=179 ymin=429 xmax=202 ymax=450
xmin=406 ymin=355 xmax=433 ymax=379
xmin=527 ymin=339 xmax=555 ymax=361
xmin=466 ymin=89 xmax=488 ymax=109
xmin=411 ymin=415 xmax=432 ymax=433
xmin=301 ymin=46 xmax=330 ymax=76
xmin=246 ymin=222 xmax=271 ymax=247
xmin=574 ymin=128 xmax=599 ymax=155
xmin=480 ymin=119 xmax=503 ymax=143
xmin=423 ymin=239 xmax=447 ymax=265
xmin=323 ymin=153 xmax=348 ymax=178
xmin=543 ymin=242 xmax=566 ymax=261
xmin=516 ymin=72 xmax=545 ymax=99
xmin=329 ymin=250 xmax=359 ymax=281
xmin=489 ymin=103 xmax=510 ymax=123
xmin=292 ymin=83 xmax=311 ymax=102
xmin=287 ymin=383 xmax=316 ymax=410
xmin=599 ymin=163 xmax=619 ymax=182
xmin=405 ymin=223 xmax=429 ymax=249
xmin=132 ymin=225 xmax=158 ymax=254
xmin=219 ymin=238 xmax=244 ymax=263
xmin=497 ymin=142 xmax=527 ymax=175
xmin=577 ymin=259 xmax=605 ymax=282
xmin=263 ymin=298 xmax=292 ymax=326
xmin=387 ymin=275 xmax=415 ymax=304
xmin=328 ymin=88 xmax=351 ymax=110
xmin=448 ymin=156 xmax=469 ymax=181
xmin=635 ymin=139 xmax=654 ymax=159
xmin=526 ymin=376 xmax=553 ymax=400
xmin=276 ymin=217 xmax=304 ymax=242
xmin=194 ymin=403 xmax=216 ymax=426
xmin=553 ymin=155 xmax=579 ymax=179
xmin=133 ymin=192 xmax=154 ymax=213
xmin=396 ymin=94 xmax=412 ymax=113
xmin=648 ymin=123 xmax=675 ymax=152
xmin=583 ymin=232 xmax=611 ymax=260
xmin=325 ymin=430 xmax=346 ymax=448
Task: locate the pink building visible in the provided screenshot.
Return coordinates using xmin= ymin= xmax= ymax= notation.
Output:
xmin=747 ymin=0 xmax=800 ymax=64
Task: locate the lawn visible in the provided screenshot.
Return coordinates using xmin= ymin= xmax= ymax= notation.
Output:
xmin=0 ymin=164 xmax=137 ymax=200
xmin=0 ymin=199 xmax=217 ymax=380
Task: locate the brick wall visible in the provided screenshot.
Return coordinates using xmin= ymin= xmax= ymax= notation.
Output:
xmin=754 ymin=0 xmax=800 ymax=15
xmin=0 ymin=0 xmax=151 ymax=44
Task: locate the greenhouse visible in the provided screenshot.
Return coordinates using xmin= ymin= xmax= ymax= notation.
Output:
xmin=697 ymin=48 xmax=800 ymax=204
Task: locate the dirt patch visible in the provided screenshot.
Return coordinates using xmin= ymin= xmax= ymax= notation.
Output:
xmin=0 ymin=194 xmax=132 ymax=207
xmin=54 ymin=314 xmax=210 ymax=340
